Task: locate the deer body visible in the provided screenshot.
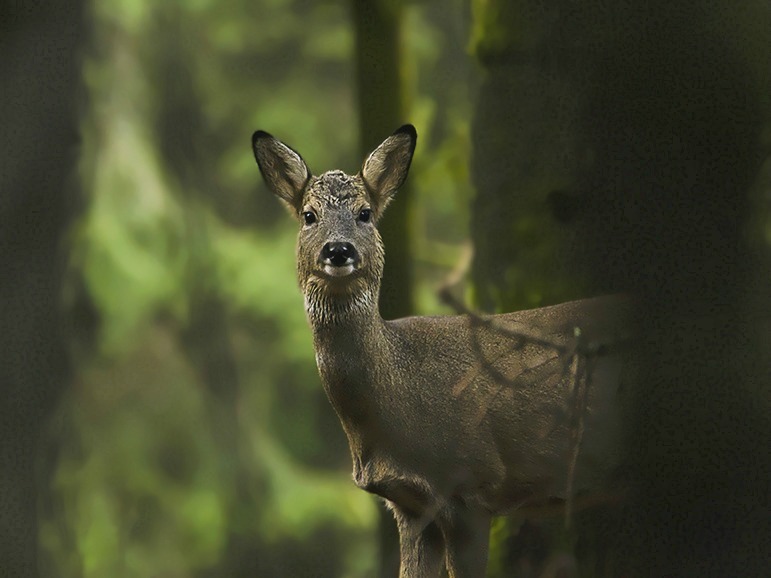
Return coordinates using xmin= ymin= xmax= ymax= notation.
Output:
xmin=253 ymin=126 xmax=632 ymax=577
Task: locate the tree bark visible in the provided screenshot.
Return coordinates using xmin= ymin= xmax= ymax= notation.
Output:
xmin=576 ymin=5 xmax=770 ymax=575
xmin=469 ymin=0 xmax=586 ymax=314
xmin=353 ymin=0 xmax=413 ymax=320
xmin=470 ymin=1 xmax=771 ymax=576
xmin=0 ymin=2 xmax=84 ymax=576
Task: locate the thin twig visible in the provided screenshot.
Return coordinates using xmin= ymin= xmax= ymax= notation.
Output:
xmin=439 ymin=288 xmax=569 ymax=354
xmin=564 ymin=349 xmax=595 ymax=530
xmin=437 ymin=263 xmax=631 ymax=529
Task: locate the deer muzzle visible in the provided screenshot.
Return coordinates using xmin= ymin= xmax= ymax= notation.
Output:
xmin=320 ymin=242 xmax=359 ymax=277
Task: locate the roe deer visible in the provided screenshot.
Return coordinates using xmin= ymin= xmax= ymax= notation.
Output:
xmin=252 ymin=125 xmax=633 ymax=577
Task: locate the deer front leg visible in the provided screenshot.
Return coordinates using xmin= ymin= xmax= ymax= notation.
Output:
xmin=392 ymin=506 xmax=446 ymax=578
xmin=439 ymin=501 xmax=491 ymax=578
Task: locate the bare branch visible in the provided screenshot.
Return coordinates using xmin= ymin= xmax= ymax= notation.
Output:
xmin=438 ymin=283 xmax=631 ymax=529
xmin=439 ymin=288 xmax=570 ymax=354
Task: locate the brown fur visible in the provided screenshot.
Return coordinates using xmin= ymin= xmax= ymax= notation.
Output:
xmin=252 ymin=126 xmax=633 ymax=578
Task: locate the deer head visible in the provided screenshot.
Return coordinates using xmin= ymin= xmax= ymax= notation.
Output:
xmin=252 ymin=125 xmax=417 ymax=324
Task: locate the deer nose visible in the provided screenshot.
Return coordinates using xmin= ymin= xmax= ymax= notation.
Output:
xmin=321 ymin=242 xmax=358 ymax=267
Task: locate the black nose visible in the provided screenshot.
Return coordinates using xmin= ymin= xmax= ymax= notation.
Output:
xmin=321 ymin=242 xmax=357 ymax=267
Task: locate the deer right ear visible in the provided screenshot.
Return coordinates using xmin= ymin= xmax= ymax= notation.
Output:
xmin=360 ymin=124 xmax=417 ymax=217
xmin=252 ymin=131 xmax=311 ymax=212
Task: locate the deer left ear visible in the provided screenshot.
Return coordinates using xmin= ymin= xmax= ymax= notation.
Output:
xmin=360 ymin=124 xmax=417 ymax=217
xmin=252 ymin=130 xmax=311 ymax=213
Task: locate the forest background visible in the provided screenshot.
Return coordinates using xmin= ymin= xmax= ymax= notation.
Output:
xmin=1 ymin=1 xmax=770 ymax=577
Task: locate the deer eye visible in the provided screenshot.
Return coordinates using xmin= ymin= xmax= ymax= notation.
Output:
xmin=302 ymin=211 xmax=317 ymax=225
xmin=358 ymin=208 xmax=371 ymax=223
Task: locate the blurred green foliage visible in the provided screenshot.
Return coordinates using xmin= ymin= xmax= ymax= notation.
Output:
xmin=47 ymin=0 xmax=473 ymax=576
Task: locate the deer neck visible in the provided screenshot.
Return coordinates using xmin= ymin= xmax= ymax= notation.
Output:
xmin=304 ymin=281 xmax=390 ymax=443
xmin=305 ymin=282 xmax=386 ymax=368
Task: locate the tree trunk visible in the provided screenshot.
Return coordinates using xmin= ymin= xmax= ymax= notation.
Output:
xmin=353 ymin=0 xmax=413 ymax=320
xmin=470 ymin=1 xmax=771 ymax=576
xmin=0 ymin=2 xmax=84 ymax=576
xmin=469 ymin=0 xmax=586 ymax=314
xmin=576 ymin=5 xmax=771 ymax=575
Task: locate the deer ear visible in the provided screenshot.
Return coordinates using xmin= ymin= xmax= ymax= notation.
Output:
xmin=252 ymin=131 xmax=311 ymax=212
xmin=360 ymin=124 xmax=417 ymax=216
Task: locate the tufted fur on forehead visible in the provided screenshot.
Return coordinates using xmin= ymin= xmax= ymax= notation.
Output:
xmin=305 ymin=170 xmax=368 ymax=207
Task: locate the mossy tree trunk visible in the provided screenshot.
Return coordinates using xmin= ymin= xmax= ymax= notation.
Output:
xmin=469 ymin=1 xmax=771 ymax=576
xmin=469 ymin=1 xmax=588 ymax=314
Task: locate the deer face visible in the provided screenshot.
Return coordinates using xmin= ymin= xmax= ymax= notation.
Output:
xmin=253 ymin=126 xmax=416 ymax=309
xmin=295 ymin=170 xmax=383 ymax=299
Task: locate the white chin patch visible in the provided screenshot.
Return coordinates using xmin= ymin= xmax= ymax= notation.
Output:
xmin=323 ymin=264 xmax=355 ymax=277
